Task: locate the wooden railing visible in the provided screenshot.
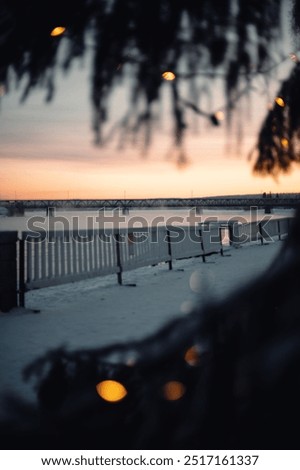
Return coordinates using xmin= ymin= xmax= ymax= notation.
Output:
xmin=0 ymin=217 xmax=292 ymax=311
xmin=18 ymin=225 xmax=223 ymax=306
xmin=228 ymin=217 xmax=293 ymax=245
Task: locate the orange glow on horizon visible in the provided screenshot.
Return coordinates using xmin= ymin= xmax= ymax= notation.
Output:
xmin=1 ymin=154 xmax=300 ymax=200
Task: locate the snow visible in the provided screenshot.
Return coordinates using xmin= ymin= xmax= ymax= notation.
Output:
xmin=0 ymin=239 xmax=283 ymax=410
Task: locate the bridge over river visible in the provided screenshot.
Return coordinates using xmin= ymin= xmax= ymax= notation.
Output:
xmin=1 ymin=194 xmax=300 ymax=216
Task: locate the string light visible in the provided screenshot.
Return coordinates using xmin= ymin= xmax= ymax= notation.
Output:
xmin=275 ymin=97 xmax=285 ymax=107
xmin=108 ymin=50 xmax=298 ymax=140
xmin=176 ymin=51 xmax=297 ymax=130
xmin=214 ymin=110 xmax=225 ymax=121
xmin=96 ymin=380 xmax=128 ymax=402
xmin=184 ymin=346 xmax=201 ymax=366
xmin=170 ymin=51 xmax=298 ymax=81
xmin=163 ymin=381 xmax=186 ymax=401
xmin=50 ymin=26 xmax=66 ymax=37
xmin=281 ymin=137 xmax=289 ymax=149
xmin=162 ymin=71 xmax=176 ymax=81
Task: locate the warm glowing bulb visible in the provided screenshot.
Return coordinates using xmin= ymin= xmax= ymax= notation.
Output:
xmin=50 ymin=26 xmax=66 ymax=37
xmin=214 ymin=110 xmax=225 ymax=121
xmin=162 ymin=71 xmax=176 ymax=81
xmin=184 ymin=346 xmax=201 ymax=366
xmin=275 ymin=97 xmax=285 ymax=107
xmin=163 ymin=381 xmax=186 ymax=401
xmin=281 ymin=137 xmax=289 ymax=149
xmin=96 ymin=380 xmax=127 ymax=402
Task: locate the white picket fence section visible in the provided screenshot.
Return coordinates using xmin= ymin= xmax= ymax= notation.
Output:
xmin=22 ymin=231 xmax=118 ymax=288
xmin=18 ymin=217 xmax=293 ymax=307
xmin=19 ymin=225 xmax=222 ymax=300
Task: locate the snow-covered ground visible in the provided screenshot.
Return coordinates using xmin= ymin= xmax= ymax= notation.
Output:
xmin=0 ymin=240 xmax=283 ymax=409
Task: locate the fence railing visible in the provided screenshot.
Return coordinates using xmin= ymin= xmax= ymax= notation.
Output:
xmin=228 ymin=217 xmax=292 ymax=245
xmin=0 ymin=217 xmax=293 ymax=311
xmin=18 ymin=225 xmax=223 ymax=306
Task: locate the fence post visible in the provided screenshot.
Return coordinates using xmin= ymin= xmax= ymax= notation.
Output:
xmin=115 ymin=232 xmax=123 ymax=285
xmin=19 ymin=238 xmax=25 ymax=307
xmin=228 ymin=222 xmax=234 ymax=246
xmin=277 ymin=220 xmax=282 ymax=241
xmin=258 ymin=222 xmax=264 ymax=245
xmin=219 ymin=226 xmax=224 ymax=256
xmin=198 ymin=226 xmax=206 ymax=263
xmin=0 ymin=232 xmax=18 ymax=312
xmin=166 ymin=228 xmax=173 ymax=270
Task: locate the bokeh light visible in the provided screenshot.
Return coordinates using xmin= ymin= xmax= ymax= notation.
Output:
xmin=180 ymin=299 xmax=195 ymax=315
xmin=96 ymin=380 xmax=128 ymax=402
xmin=50 ymin=26 xmax=66 ymax=37
xmin=275 ymin=97 xmax=285 ymax=107
xmin=281 ymin=137 xmax=289 ymax=149
xmin=184 ymin=345 xmax=201 ymax=366
xmin=189 ymin=270 xmax=202 ymax=293
xmin=163 ymin=381 xmax=186 ymax=401
xmin=162 ymin=71 xmax=176 ymax=81
xmin=214 ymin=110 xmax=225 ymax=121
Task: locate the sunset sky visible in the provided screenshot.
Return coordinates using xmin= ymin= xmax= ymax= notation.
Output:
xmin=1 ymin=42 xmax=300 ymax=200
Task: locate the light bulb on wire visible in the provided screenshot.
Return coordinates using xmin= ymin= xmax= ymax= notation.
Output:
xmin=162 ymin=71 xmax=176 ymax=81
xmin=50 ymin=26 xmax=66 ymax=37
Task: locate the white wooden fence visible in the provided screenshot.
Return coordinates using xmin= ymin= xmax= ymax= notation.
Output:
xmin=18 ymin=217 xmax=292 ymax=307
xmin=18 ymin=225 xmax=222 ymax=306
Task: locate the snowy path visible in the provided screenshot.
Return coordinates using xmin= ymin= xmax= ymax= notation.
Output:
xmin=0 ymin=241 xmax=283 ymax=405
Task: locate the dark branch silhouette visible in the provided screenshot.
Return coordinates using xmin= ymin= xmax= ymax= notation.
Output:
xmin=1 ymin=0 xmax=299 ymax=172
xmin=252 ymin=63 xmax=300 ymax=175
